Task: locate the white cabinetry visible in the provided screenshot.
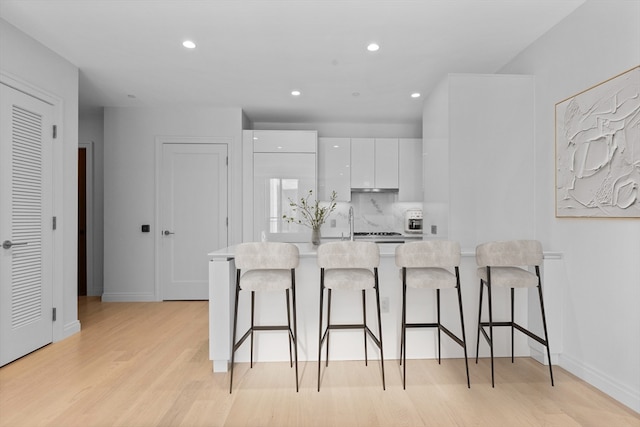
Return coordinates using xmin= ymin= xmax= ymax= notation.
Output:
xmin=351 ymin=138 xmax=398 ymax=189
xmin=252 ymin=130 xmax=316 ymax=152
xmin=350 ymin=138 xmax=374 ymax=188
xmin=318 ymin=137 xmax=351 ymax=201
xmin=243 ymin=130 xmax=317 ymax=242
xmin=375 ymin=138 xmax=399 ymax=188
xmin=398 ymin=138 xmax=422 ymax=202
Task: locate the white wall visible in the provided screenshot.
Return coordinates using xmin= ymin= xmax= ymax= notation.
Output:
xmin=252 ymin=121 xmax=421 ymax=138
xmin=422 ymin=74 xmax=535 ymax=247
xmin=79 ymin=109 xmax=104 ymax=296
xmin=449 ymin=74 xmax=535 ymax=248
xmin=0 ymin=19 xmax=80 ymax=340
xmin=102 ymin=107 xmax=244 ymax=301
xmin=499 ymin=0 xmax=640 ymax=411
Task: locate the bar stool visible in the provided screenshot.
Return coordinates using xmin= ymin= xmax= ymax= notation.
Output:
xmin=316 ymin=241 xmax=385 ymax=391
xmin=475 ymin=240 xmax=554 ymax=387
xmin=229 ymin=242 xmax=299 ymax=393
xmin=395 ymin=241 xmax=470 ymax=389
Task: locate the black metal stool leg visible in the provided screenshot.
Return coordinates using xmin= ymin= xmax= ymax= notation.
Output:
xmin=250 ymin=291 xmax=255 ymax=369
xmin=402 ymin=272 xmax=407 ymax=389
xmin=475 ymin=279 xmax=484 ymax=364
xmin=400 ymin=267 xmax=406 ymax=367
xmin=291 ymin=270 xmax=299 ymax=392
xmin=229 ymin=272 xmax=241 ymax=394
xmin=374 ymin=270 xmax=386 ymax=390
xmin=362 ymin=289 xmax=368 ymax=366
xmin=455 ymin=267 xmax=470 ymax=388
xmin=437 ymin=289 xmax=442 ymax=364
xmin=511 ymin=287 xmax=515 ymax=363
xmin=286 ymin=288 xmax=293 ymax=367
xmin=536 ymin=266 xmax=554 ymax=386
xmin=326 ymin=289 xmax=332 ymax=367
xmin=317 ymin=271 xmax=325 ymax=392
xmin=487 ymin=278 xmax=495 ymax=388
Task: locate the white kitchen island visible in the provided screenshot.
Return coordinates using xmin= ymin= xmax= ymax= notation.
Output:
xmin=209 ymin=242 xmax=562 ymax=373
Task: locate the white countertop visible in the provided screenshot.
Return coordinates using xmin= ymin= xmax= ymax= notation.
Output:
xmin=208 ymin=242 xmax=401 ymax=259
xmin=209 ymin=242 xmax=562 ymax=260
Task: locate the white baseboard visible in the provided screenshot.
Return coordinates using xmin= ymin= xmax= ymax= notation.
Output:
xmin=101 ymin=292 xmax=158 ymax=302
xmin=560 ymin=352 xmax=640 ymax=413
xmin=56 ymin=320 xmax=81 ymax=341
xmin=529 ymin=346 xmax=560 ymax=365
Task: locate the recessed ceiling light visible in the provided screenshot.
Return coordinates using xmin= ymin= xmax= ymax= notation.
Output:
xmin=182 ymin=40 xmax=196 ymax=49
xmin=411 ymin=92 xmax=421 ymax=98
xmin=291 ymin=90 xmax=301 ymax=96
xmin=367 ymin=43 xmax=380 ymax=52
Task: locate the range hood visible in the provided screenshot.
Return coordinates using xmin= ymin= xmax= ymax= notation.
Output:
xmin=351 ymin=188 xmax=399 ymax=193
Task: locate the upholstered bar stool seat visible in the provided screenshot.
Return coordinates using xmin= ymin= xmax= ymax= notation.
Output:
xmin=404 ymin=268 xmax=457 ymax=289
xmin=395 ymin=241 xmax=470 ymax=389
xmin=239 ymin=269 xmax=293 ymax=291
xmin=476 ymin=267 xmax=538 ymax=288
xmin=317 ymin=241 xmax=385 ymax=391
xmin=322 ymin=269 xmax=375 ymax=290
xmin=475 ymin=239 xmax=554 ymax=387
xmin=229 ymin=242 xmax=300 ymax=393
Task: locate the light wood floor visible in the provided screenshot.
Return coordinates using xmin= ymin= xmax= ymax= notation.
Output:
xmin=1 ymin=297 xmax=638 ymax=427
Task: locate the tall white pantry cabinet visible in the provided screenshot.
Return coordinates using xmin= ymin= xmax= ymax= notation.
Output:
xmin=242 ymin=130 xmax=318 ymax=243
xmin=421 ymin=73 xmax=535 ymax=246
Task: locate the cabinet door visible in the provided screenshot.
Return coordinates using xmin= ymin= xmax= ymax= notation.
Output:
xmin=350 ymin=138 xmax=375 ymax=188
xmin=318 ymin=137 xmax=351 ymax=201
xmin=253 ymin=152 xmax=317 ymax=242
xmin=252 ymin=130 xmax=317 ymax=153
xmin=375 ymin=138 xmax=399 ymax=188
xmin=398 ymin=138 xmax=422 ymax=201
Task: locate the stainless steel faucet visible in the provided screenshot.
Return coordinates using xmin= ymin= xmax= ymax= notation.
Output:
xmin=348 ymin=206 xmax=354 ymax=241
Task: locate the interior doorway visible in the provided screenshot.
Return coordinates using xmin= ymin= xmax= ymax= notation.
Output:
xmin=157 ymin=138 xmax=229 ymax=300
xmin=77 ymin=141 xmax=93 ymax=296
xmin=78 ymin=147 xmax=87 ymax=296
xmin=0 ymin=81 xmax=55 ymax=366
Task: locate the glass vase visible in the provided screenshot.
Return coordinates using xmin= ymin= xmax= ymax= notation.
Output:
xmin=311 ymin=226 xmax=321 ymax=246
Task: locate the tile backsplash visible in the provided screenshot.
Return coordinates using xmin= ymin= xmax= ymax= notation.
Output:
xmin=321 ymin=192 xmax=422 ymax=238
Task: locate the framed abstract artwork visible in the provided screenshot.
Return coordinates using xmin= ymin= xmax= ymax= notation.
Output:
xmin=555 ymin=66 xmax=640 ymax=218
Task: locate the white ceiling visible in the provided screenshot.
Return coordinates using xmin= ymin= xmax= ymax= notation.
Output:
xmin=0 ymin=0 xmax=585 ymax=125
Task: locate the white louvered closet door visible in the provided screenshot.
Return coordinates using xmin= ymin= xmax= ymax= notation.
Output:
xmin=0 ymin=83 xmax=54 ymax=367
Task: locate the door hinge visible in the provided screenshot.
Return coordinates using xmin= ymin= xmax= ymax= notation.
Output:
xmin=52 ymin=125 xmax=57 ymax=139
xmin=52 ymin=307 xmax=57 ymax=321
xmin=52 ymin=216 xmax=57 ymax=230
xmin=226 ymin=156 xmax=228 ymax=166
xmin=226 ymin=217 xmax=228 ymax=227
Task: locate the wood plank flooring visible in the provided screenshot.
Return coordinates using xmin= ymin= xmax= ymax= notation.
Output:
xmin=0 ymin=297 xmax=638 ymax=427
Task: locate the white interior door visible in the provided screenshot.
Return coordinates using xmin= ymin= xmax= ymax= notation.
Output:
xmin=159 ymin=143 xmax=227 ymax=300
xmin=0 ymin=83 xmax=54 ymax=366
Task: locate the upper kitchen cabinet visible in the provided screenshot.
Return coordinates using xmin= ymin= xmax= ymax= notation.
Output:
xmin=351 ymin=138 xmax=399 ymax=189
xmin=350 ymin=138 xmax=374 ymax=188
xmin=252 ymin=130 xmax=317 ymax=152
xmin=375 ymin=138 xmax=399 ymax=188
xmin=398 ymin=138 xmax=422 ymax=202
xmin=318 ymin=137 xmax=351 ymax=201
